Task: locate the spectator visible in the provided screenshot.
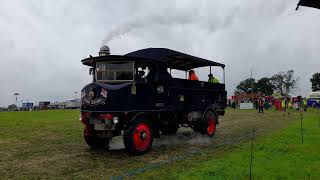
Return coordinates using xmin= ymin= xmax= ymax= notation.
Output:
xmin=258 ymin=95 xmax=265 ymax=114
xmin=282 ymin=98 xmax=289 ymax=116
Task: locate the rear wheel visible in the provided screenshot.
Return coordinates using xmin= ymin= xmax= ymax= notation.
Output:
xmin=123 ymin=118 xmax=153 ymax=155
xmin=84 ymin=128 xmax=109 ymax=149
xmin=202 ymin=111 xmax=217 ymax=137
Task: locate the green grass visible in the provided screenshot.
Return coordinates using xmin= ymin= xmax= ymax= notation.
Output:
xmin=0 ymin=110 xmax=84 ymax=179
xmin=0 ymin=109 xmax=318 ymax=179
xmin=136 ymin=110 xmax=320 ymax=180
xmin=0 ymin=110 xmax=189 ymax=179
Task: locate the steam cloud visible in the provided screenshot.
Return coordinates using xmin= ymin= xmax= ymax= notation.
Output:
xmin=109 ymin=128 xmax=212 ymax=150
xmin=102 ymin=5 xmax=240 ymax=45
xmin=103 ymin=12 xmax=195 ymax=44
xmin=102 ymin=0 xmax=293 ymax=45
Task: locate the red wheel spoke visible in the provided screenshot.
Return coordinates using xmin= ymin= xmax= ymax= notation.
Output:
xmin=133 ymin=123 xmax=151 ymax=151
xmin=207 ymin=116 xmax=216 ymax=136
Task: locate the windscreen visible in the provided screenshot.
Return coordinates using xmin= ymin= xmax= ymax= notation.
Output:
xmin=96 ymin=61 xmax=134 ymax=82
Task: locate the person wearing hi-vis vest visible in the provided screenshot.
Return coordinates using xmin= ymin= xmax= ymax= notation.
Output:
xmin=282 ymin=98 xmax=288 ymax=116
xmin=302 ymin=98 xmax=307 ymax=111
xmin=188 ymin=70 xmax=199 ymax=81
xmin=208 ymin=74 xmax=219 ymax=83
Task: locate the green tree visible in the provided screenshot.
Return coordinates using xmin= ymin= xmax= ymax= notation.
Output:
xmin=235 ymin=78 xmax=258 ymax=94
xmin=257 ymin=77 xmax=275 ymax=96
xmin=310 ymin=72 xmax=320 ymax=91
xmin=270 ymin=70 xmax=297 ymax=96
xmin=8 ymin=104 xmax=18 ymax=111
xmin=283 ymin=70 xmax=297 ymax=95
xmin=270 ymin=72 xmax=285 ymax=96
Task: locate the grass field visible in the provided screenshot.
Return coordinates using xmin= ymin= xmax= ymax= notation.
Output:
xmin=0 ymin=109 xmax=319 ymax=179
xmin=136 ymin=110 xmax=320 ymax=179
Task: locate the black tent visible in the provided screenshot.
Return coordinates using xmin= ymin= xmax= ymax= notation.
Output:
xmin=296 ymin=0 xmax=320 ymax=10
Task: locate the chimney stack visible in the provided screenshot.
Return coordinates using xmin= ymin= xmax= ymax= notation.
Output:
xmin=99 ymin=45 xmax=110 ymax=56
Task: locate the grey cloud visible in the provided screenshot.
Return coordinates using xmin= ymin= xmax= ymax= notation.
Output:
xmin=0 ymin=0 xmax=319 ymax=107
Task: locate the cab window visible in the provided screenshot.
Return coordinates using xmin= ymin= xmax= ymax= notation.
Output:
xmin=96 ymin=61 xmax=134 ymax=82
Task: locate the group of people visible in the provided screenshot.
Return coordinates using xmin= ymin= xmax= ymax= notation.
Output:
xmin=135 ymin=68 xmax=219 ymax=83
xmin=256 ymin=96 xmax=308 ymax=115
xmin=188 ymin=70 xmax=219 ymax=83
xmin=280 ymin=97 xmax=307 ymax=116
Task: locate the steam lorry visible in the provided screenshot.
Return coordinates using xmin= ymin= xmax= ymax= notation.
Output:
xmin=80 ymin=46 xmax=227 ymax=155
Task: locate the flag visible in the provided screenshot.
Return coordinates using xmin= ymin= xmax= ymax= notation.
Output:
xmin=297 ymin=0 xmax=320 ymax=10
xmin=100 ymin=88 xmax=108 ymax=98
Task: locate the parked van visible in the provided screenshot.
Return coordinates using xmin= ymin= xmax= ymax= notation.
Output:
xmin=307 ymin=91 xmax=320 ymax=108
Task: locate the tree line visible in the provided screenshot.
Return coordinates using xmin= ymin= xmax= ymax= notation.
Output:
xmin=235 ymin=70 xmax=320 ymax=96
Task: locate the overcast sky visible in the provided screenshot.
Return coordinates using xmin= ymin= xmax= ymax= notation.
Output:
xmin=1 ymin=0 xmax=320 ymax=107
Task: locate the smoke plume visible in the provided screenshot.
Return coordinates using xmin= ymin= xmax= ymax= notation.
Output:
xmin=103 ymin=12 xmax=197 ymax=44
xmin=102 ymin=4 xmax=240 ymax=45
xmin=102 ymin=0 xmax=294 ymax=45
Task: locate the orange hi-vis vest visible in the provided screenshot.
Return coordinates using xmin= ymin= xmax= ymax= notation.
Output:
xmin=189 ymin=73 xmax=199 ymax=81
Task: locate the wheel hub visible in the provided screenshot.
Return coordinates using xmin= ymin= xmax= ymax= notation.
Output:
xmin=140 ymin=132 xmax=147 ymax=141
xmin=133 ymin=123 xmax=151 ymax=151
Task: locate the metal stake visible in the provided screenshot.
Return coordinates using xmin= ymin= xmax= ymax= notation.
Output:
xmin=249 ymin=128 xmax=255 ymax=180
xmin=318 ymin=108 xmax=320 ymax=128
xmin=300 ymin=112 xmax=303 ymax=143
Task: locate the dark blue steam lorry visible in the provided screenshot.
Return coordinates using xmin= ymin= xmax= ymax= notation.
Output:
xmin=80 ymin=47 xmax=227 ymax=155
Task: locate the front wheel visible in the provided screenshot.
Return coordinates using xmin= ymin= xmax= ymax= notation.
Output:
xmin=123 ymin=118 xmax=153 ymax=155
xmin=84 ymin=128 xmax=109 ymax=149
xmin=202 ymin=111 xmax=217 ymax=137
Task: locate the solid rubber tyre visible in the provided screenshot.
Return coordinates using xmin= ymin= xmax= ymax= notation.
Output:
xmin=123 ymin=118 xmax=153 ymax=155
xmin=83 ymin=129 xmax=109 ymax=149
xmin=202 ymin=110 xmax=217 ymax=137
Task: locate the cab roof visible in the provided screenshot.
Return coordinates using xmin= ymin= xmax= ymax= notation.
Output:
xmin=81 ymin=48 xmax=225 ymax=71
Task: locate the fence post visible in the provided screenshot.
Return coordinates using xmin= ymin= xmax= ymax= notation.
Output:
xmin=318 ymin=108 xmax=320 ymax=128
xmin=249 ymin=128 xmax=255 ymax=180
xmin=300 ymin=112 xmax=303 ymax=143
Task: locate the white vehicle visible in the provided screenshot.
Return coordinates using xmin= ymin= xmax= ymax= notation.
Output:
xmin=307 ymin=91 xmax=320 ymax=108
xmin=65 ymin=99 xmax=81 ymax=109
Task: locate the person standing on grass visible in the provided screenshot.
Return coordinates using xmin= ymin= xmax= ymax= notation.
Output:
xmin=302 ymin=98 xmax=307 ymax=111
xmin=258 ymin=95 xmax=265 ymax=114
xmin=232 ymin=100 xmax=236 ymax=110
xmin=255 ymin=99 xmax=259 ymax=110
xmin=282 ymin=98 xmax=289 ymax=116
